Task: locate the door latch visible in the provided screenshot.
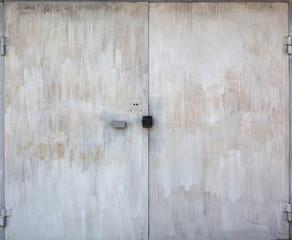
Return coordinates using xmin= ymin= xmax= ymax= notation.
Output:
xmin=111 ymin=121 xmax=127 ymax=129
xmin=142 ymin=116 xmax=153 ymax=128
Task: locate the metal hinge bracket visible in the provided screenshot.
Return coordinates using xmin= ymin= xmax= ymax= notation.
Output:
xmin=283 ymin=203 xmax=292 ymax=222
xmin=284 ymin=36 xmax=292 ymax=55
xmin=0 ymin=208 xmax=11 ymax=227
xmin=0 ymin=37 xmax=10 ymax=56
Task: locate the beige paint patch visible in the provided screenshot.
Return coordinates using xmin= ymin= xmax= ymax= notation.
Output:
xmin=33 ymin=143 xmax=49 ymax=160
xmin=54 ymin=142 xmax=65 ymax=159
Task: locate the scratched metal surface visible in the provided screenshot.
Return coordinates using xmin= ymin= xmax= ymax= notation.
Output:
xmin=149 ymin=3 xmax=289 ymax=240
xmin=4 ymin=2 xmax=148 ymax=240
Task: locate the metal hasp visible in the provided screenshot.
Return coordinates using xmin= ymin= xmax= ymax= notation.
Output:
xmin=111 ymin=121 xmax=127 ymax=129
xmin=0 ymin=37 xmax=9 ymax=56
xmin=284 ymin=36 xmax=292 ymax=55
xmin=0 ymin=208 xmax=11 ymax=227
xmin=283 ymin=203 xmax=292 ymax=222
xmin=142 ymin=116 xmax=153 ymax=128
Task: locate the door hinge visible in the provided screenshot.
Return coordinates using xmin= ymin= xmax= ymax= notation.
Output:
xmin=0 ymin=208 xmax=11 ymax=227
xmin=283 ymin=203 xmax=292 ymax=222
xmin=284 ymin=36 xmax=292 ymax=55
xmin=0 ymin=37 xmax=10 ymax=56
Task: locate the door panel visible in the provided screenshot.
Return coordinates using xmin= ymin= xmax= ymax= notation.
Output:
xmin=5 ymin=3 xmax=148 ymax=240
xmin=149 ymin=3 xmax=289 ymax=240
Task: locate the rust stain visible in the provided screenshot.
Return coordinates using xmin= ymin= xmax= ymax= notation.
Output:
xmin=78 ymin=145 xmax=103 ymax=169
xmin=69 ymin=144 xmax=78 ymax=167
xmin=224 ymin=68 xmax=243 ymax=82
xmin=27 ymin=142 xmax=67 ymax=160
xmin=33 ymin=143 xmax=49 ymax=160
xmin=79 ymin=152 xmax=86 ymax=164
xmin=89 ymin=145 xmax=103 ymax=164
xmin=171 ymin=83 xmax=206 ymax=127
xmin=55 ymin=142 xmax=65 ymax=159
xmin=223 ymin=70 xmax=252 ymax=113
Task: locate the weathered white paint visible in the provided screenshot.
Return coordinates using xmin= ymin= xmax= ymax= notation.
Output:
xmin=3 ymin=2 xmax=290 ymax=240
xmin=149 ymin=3 xmax=289 ymax=240
xmin=4 ymin=3 xmax=148 ymax=240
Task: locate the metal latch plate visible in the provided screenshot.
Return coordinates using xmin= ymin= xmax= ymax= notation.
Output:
xmin=111 ymin=121 xmax=127 ymax=129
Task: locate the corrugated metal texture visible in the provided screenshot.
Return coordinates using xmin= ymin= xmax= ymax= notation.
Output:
xmin=4 ymin=2 xmax=148 ymax=240
xmin=149 ymin=2 xmax=289 ymax=240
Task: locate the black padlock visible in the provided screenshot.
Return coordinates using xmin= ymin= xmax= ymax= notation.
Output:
xmin=142 ymin=116 xmax=153 ymax=128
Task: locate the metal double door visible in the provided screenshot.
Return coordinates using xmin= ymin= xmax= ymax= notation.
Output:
xmin=3 ymin=2 xmax=289 ymax=240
